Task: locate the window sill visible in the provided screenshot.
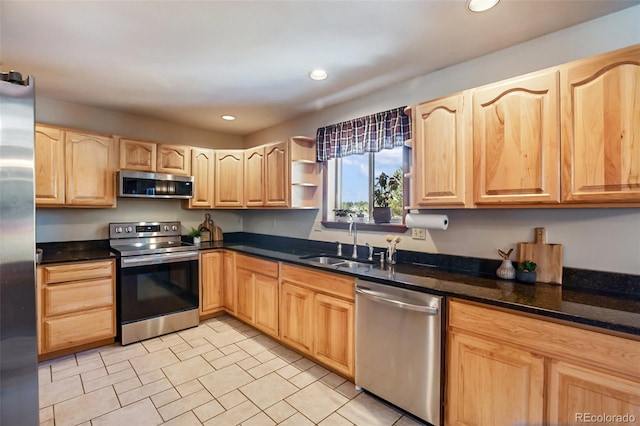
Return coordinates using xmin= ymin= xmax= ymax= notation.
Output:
xmin=321 ymin=221 xmax=407 ymax=233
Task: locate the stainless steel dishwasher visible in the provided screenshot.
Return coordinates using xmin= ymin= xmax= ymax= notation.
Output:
xmin=355 ymin=279 xmax=443 ymax=426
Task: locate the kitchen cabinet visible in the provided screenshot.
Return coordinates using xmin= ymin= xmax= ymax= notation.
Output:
xmin=65 ymin=130 xmax=117 ymax=207
xmin=184 ymin=147 xmax=215 ymax=209
xmin=222 ymin=250 xmax=236 ymax=313
xmin=235 ymin=254 xmax=279 ymax=337
xmin=118 ymin=138 xmax=156 ymax=172
xmin=560 ymin=44 xmax=640 ymax=204
xmin=264 ymin=141 xmax=290 ymax=207
xmin=473 ymin=69 xmax=560 ymax=205
xmin=447 ymin=299 xmax=640 ymax=426
xmin=410 ymin=92 xmax=473 ymax=207
xmin=36 ymin=124 xmax=117 ymax=208
xmin=157 ymin=144 xmax=191 ymax=176
xmin=244 ymin=146 xmax=265 ymax=207
xmin=243 ymin=140 xmax=291 ymax=207
xmin=35 ymin=124 xmax=65 ymax=206
xmin=279 ymin=264 xmax=355 ymax=378
xmin=199 ymin=250 xmax=224 ymax=317
xmin=215 ymin=150 xmax=244 ymax=207
xmin=37 ymin=260 xmax=116 ymax=357
xmin=119 ymin=138 xmax=191 ymax=176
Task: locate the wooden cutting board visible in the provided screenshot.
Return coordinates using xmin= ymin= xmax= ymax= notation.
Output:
xmin=517 ymin=227 xmax=563 ymax=284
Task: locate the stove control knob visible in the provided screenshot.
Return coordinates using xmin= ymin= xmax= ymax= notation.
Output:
xmin=115 ymin=227 xmax=123 ymax=233
xmin=125 ymin=227 xmax=133 ymax=233
xmin=164 ymin=225 xmax=170 ymax=231
xmin=171 ymin=225 xmax=178 ymax=231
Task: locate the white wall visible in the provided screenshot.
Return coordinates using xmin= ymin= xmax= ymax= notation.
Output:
xmin=35 ymin=97 xmax=245 ymax=242
xmin=242 ymin=6 xmax=640 ymax=275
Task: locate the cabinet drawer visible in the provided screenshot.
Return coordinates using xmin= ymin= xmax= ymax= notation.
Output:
xmin=44 ymin=278 xmax=114 ymax=317
xmin=40 ymin=260 xmax=114 ymax=284
xmin=236 ymin=254 xmax=278 ymax=278
xmin=449 ymin=299 xmax=640 ymax=380
xmin=280 ymin=264 xmax=354 ymax=301
xmin=42 ymin=308 xmax=115 ymax=353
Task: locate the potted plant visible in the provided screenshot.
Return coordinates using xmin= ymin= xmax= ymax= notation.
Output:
xmin=333 ymin=208 xmax=355 ymax=222
xmin=188 ymin=227 xmax=201 ymax=245
xmin=516 ymin=260 xmax=537 ymax=284
xmin=373 ymin=171 xmax=401 ymax=223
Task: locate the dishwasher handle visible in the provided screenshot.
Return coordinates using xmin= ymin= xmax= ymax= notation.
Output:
xmin=356 ymin=287 xmax=440 ymax=315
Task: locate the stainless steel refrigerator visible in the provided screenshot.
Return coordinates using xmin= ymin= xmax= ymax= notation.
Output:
xmin=0 ymin=71 xmax=39 ymax=424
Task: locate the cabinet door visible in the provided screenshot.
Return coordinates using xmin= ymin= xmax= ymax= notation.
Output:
xmin=223 ymin=251 xmax=236 ymax=313
xmin=280 ymin=282 xmax=313 ymax=354
xmin=314 ymin=293 xmax=354 ymax=378
xmin=65 ymin=131 xmax=117 ymax=207
xmin=446 ymin=331 xmax=544 ymax=426
xmin=157 ymin=144 xmax=191 ymax=176
xmin=548 ymin=360 xmax=640 ymax=424
xmin=561 ymin=45 xmax=640 ymax=203
xmin=254 ymin=273 xmax=279 ymax=337
xmin=186 ymin=147 xmax=215 ymax=209
xmin=235 ymin=267 xmax=254 ymax=324
xmin=119 ymin=138 xmax=156 ymax=172
xmin=215 ymin=150 xmax=244 ymax=207
xmin=244 ymin=146 xmax=265 ymax=207
xmin=473 ymin=69 xmax=560 ymax=204
xmin=35 ymin=124 xmax=65 ymax=205
xmin=412 ymin=92 xmax=471 ymax=207
xmin=265 ymin=141 xmax=290 ymax=207
xmin=200 ymin=251 xmax=223 ymax=316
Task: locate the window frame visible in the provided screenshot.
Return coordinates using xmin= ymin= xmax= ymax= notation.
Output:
xmin=321 ymin=146 xmax=409 ymax=233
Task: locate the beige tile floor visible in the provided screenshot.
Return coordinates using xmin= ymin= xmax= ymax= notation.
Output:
xmin=39 ymin=315 xmax=424 ymax=425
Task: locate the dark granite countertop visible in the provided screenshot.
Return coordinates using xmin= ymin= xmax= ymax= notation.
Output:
xmin=38 ymin=235 xmax=640 ymax=337
xmin=205 ymin=240 xmax=640 ymax=338
xmin=37 ymin=240 xmax=116 ymax=264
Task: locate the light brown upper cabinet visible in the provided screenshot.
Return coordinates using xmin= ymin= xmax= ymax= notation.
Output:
xmin=119 ymin=138 xmax=191 ymax=176
xmin=473 ymin=69 xmax=561 ymax=205
xmin=243 ymin=140 xmax=290 ymax=208
xmin=411 ymin=92 xmax=473 ymax=207
xmin=215 ymin=150 xmax=244 ymax=207
xmin=264 ymin=141 xmax=290 ymax=207
xmin=65 ymin=130 xmax=117 ymax=207
xmin=35 ymin=124 xmax=65 ymax=206
xmin=560 ymin=44 xmax=640 ymax=203
xmin=244 ymin=146 xmax=265 ymax=207
xmin=184 ymin=147 xmax=215 ymax=209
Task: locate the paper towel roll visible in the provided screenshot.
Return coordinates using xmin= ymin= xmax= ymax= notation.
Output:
xmin=405 ymin=213 xmax=449 ymax=230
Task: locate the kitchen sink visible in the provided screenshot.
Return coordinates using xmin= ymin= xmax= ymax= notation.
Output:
xmin=299 ymin=254 xmax=373 ymax=269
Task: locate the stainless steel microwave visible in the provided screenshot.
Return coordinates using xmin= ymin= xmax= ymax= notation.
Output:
xmin=118 ymin=170 xmax=194 ymax=199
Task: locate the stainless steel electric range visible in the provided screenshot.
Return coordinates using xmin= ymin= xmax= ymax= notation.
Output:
xmin=109 ymin=221 xmax=199 ymax=345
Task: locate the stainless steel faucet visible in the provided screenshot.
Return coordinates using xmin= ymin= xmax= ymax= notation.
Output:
xmin=348 ymin=216 xmax=358 ymax=259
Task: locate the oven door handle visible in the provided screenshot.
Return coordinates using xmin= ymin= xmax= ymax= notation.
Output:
xmin=121 ymin=252 xmax=199 ymax=268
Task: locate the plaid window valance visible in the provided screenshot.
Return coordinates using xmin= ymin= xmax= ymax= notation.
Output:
xmin=315 ymin=106 xmax=411 ymax=162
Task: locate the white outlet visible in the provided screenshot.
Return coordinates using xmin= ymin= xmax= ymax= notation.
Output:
xmin=314 ymin=221 xmax=322 ymax=232
xmin=412 ymin=228 xmax=426 ymax=240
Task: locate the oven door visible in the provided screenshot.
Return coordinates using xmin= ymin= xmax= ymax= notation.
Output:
xmin=118 ymin=253 xmax=199 ymax=326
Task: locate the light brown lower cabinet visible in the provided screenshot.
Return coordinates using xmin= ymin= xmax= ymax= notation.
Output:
xmin=199 ymin=251 xmax=224 ymax=317
xmin=37 ymin=260 xmax=116 ymax=357
xmin=235 ymin=254 xmax=279 ymax=338
xmin=279 ymin=264 xmax=355 ymax=379
xmin=447 ymin=299 xmax=640 ymax=426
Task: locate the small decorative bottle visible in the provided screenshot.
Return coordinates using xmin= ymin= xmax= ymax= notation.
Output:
xmin=496 ymin=248 xmax=516 ymax=280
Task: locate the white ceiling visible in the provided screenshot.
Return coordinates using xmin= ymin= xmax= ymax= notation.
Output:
xmin=2 ymin=0 xmax=638 ymax=136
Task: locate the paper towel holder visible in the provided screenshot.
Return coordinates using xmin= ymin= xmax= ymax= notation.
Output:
xmin=405 ymin=210 xmax=449 ymax=230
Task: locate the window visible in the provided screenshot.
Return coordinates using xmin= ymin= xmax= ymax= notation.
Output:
xmin=336 ymin=147 xmax=404 ymax=223
xmin=316 ymin=106 xmax=411 ymax=229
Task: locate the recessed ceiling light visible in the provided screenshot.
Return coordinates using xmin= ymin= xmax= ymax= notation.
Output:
xmin=221 ymin=115 xmax=236 ymax=121
xmin=467 ymin=0 xmax=500 ymax=12
xmin=309 ymin=69 xmax=328 ymax=81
